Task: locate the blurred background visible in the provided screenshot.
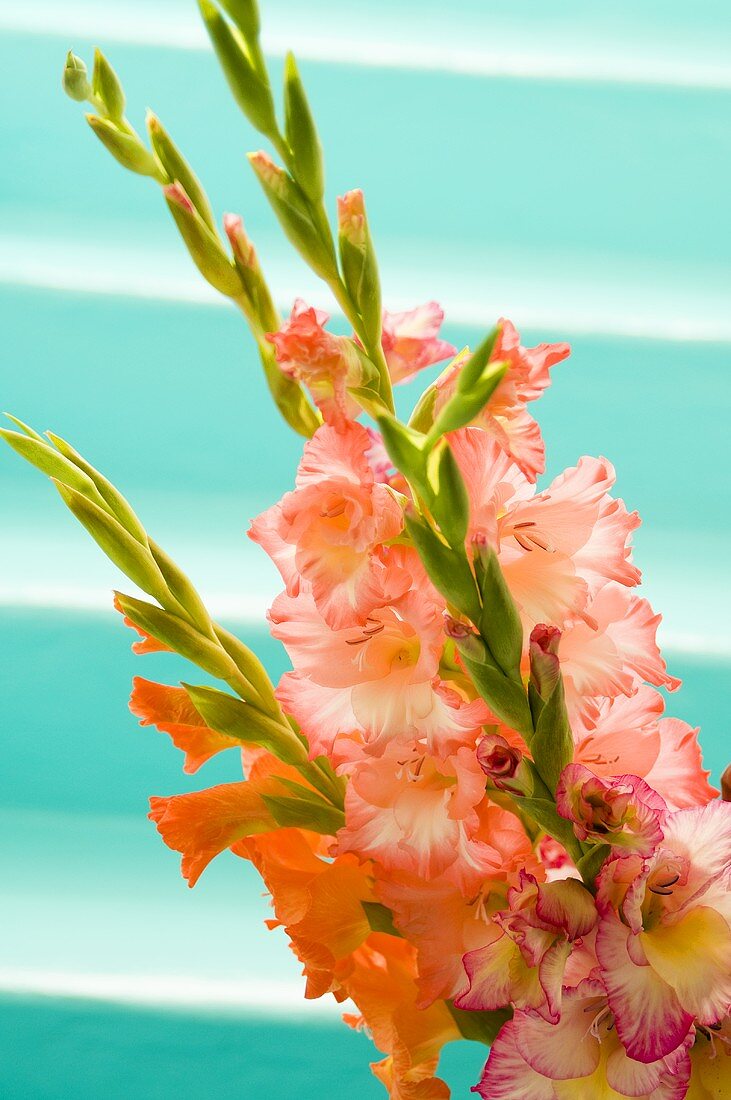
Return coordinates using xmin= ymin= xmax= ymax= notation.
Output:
xmin=1 ymin=1 xmax=730 ymax=1096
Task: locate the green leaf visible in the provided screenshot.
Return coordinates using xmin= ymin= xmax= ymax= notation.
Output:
xmin=529 ymin=678 xmax=574 ymax=795
xmin=261 ymin=793 xmax=345 ymax=834
xmin=283 ymin=52 xmax=324 ymax=203
xmin=218 ymin=0 xmax=260 ymax=41
xmin=148 ymin=539 xmax=213 ymax=636
xmin=376 ymin=414 xmax=428 ymax=492
xmin=183 ymin=683 xmax=306 ymax=767
xmin=362 ymin=902 xmax=401 ymax=937
xmin=576 ymin=843 xmax=610 ymax=889
xmin=404 ymin=513 xmax=481 ymax=623
xmin=519 ymin=797 xmax=582 ymax=862
xmin=408 ymin=384 xmax=438 ymax=433
xmin=458 ymin=648 xmax=534 ymax=738
xmin=456 ymin=326 xmax=500 ymax=393
xmin=425 ymin=440 xmax=470 ymax=547
xmin=447 ymin=1002 xmax=512 ymax=1047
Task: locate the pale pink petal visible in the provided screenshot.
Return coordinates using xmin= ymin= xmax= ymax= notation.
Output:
xmin=645 ymin=718 xmax=718 ymax=810
xmin=381 ymin=301 xmax=457 ymax=384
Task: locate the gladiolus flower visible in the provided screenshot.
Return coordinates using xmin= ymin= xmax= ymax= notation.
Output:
xmin=380 ymin=302 xmax=456 ymax=384
xmin=451 ymin=429 xmax=641 ymax=634
xmin=456 ymin=871 xmax=597 ymax=1023
xmin=434 ymin=318 xmax=570 ymax=480
xmin=250 ymin=422 xmax=405 ymax=629
xmin=476 ymin=980 xmax=693 ymax=1099
xmin=556 ymin=763 xmax=667 ymax=855
xmin=267 ymin=298 xmax=363 ymax=427
xmin=595 ymin=799 xmax=731 ymax=1064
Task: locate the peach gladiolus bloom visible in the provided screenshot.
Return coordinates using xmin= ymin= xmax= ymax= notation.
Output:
xmin=380 ymin=301 xmax=457 ymax=384
xmin=451 ymin=428 xmax=640 ymax=634
xmin=250 ymin=422 xmax=404 ymax=630
xmin=434 ymin=319 xmax=570 ymax=480
xmin=267 ymin=298 xmax=363 ymax=427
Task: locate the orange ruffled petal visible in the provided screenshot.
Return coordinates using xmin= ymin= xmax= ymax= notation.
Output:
xmin=130 ymin=677 xmax=241 ymax=774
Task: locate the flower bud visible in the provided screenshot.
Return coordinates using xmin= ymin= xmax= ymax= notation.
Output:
xmin=146 ymin=111 xmax=216 ymax=232
xmin=248 ymin=152 xmax=338 ymax=281
xmin=284 ymin=52 xmax=325 ymax=203
xmin=198 ymin=0 xmax=277 ymax=136
xmin=223 ymin=213 xmax=278 ymax=331
xmin=164 ymin=183 xmax=244 ymax=298
xmin=62 ymin=51 xmax=90 ymax=102
xmin=86 ymin=115 xmax=164 ymax=180
xmin=529 ymin=623 xmax=562 ymax=702
xmin=477 ymin=734 xmax=532 ymax=796
xmin=338 ymin=189 xmax=383 ymax=349
xmin=91 ymin=48 xmax=126 ymax=121
xmin=556 ymin=763 xmax=666 ymax=855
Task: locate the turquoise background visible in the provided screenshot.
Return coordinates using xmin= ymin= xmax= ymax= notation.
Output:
xmin=1 ymin=2 xmax=730 ymax=1096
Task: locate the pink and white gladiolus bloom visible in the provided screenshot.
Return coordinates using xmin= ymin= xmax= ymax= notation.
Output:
xmin=595 ymin=799 xmax=731 ymax=1065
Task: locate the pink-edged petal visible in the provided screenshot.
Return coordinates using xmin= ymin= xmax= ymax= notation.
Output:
xmin=596 ymin=915 xmax=693 ymax=1063
xmin=535 ymin=877 xmax=599 ymax=939
xmin=514 ymin=984 xmax=604 ymax=1080
xmin=456 ymin=928 xmax=520 ymax=1012
xmin=473 ymin=1020 xmax=557 ymax=1100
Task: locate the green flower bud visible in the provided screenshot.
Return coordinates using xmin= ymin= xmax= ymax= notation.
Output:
xmin=86 ymin=115 xmax=165 ymax=179
xmin=164 ymin=182 xmax=244 ymax=298
xmin=283 ymin=52 xmax=324 ymax=203
xmin=62 ymin=50 xmax=91 ymax=102
xmin=198 ymin=0 xmax=277 ymax=137
xmin=146 ymin=111 xmax=216 ymax=232
xmin=91 ymin=48 xmax=126 ymax=121
xmin=337 ymin=189 xmax=382 ymax=345
xmin=248 ymin=151 xmax=338 ymax=281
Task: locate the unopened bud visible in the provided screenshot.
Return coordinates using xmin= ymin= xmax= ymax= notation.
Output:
xmin=91 ymin=48 xmax=126 ymax=121
xmin=62 ymin=51 xmax=90 ymax=102
xmin=337 ymin=188 xmax=366 ymax=247
xmin=86 ymin=115 xmax=164 ymax=180
xmin=163 ymin=182 xmax=195 ymax=214
xmin=163 ymin=182 xmax=244 ymax=298
xmin=223 ymin=212 xmax=257 ymax=269
xmin=443 ymin=613 xmax=473 ymax=641
xmin=248 ymin=152 xmax=338 ymax=281
xmin=477 ymin=734 xmax=532 ymax=796
xmin=529 ymin=623 xmax=562 ymax=701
